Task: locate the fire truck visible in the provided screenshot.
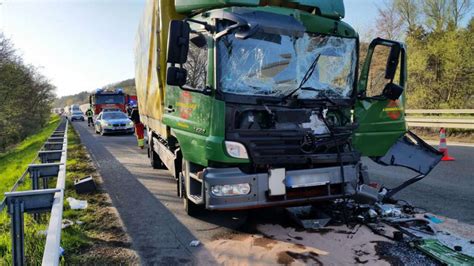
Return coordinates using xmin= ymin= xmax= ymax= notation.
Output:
xmin=89 ymin=88 xmax=136 ymax=115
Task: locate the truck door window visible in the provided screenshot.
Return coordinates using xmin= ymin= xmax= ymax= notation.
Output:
xmin=365 ymin=45 xmax=401 ymax=97
xmin=184 ymin=33 xmax=208 ymax=90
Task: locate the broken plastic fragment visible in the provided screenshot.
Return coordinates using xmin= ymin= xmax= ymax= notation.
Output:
xmin=301 ymin=113 xmax=329 ymax=134
xmin=189 ymin=240 xmax=200 ymax=247
xmin=67 ymin=197 xmax=88 ymax=210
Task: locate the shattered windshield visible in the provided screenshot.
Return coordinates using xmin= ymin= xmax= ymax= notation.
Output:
xmin=217 ymin=32 xmax=357 ymax=99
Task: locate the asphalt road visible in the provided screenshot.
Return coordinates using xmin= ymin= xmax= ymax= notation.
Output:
xmin=72 ymin=121 xmax=474 ymax=264
xmin=72 ymin=121 xmax=246 ymax=264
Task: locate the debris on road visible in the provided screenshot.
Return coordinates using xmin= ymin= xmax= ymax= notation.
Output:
xmin=416 ymin=239 xmax=474 ymax=265
xmin=74 ymin=175 xmax=97 ymax=194
xmin=189 ymin=240 xmax=201 ymax=247
xmin=286 ymin=206 xmax=331 ymax=230
xmin=424 ymin=215 xmax=444 ymax=224
xmin=67 ymin=197 xmax=88 ymax=210
xmin=62 ymin=219 xmax=74 ymax=229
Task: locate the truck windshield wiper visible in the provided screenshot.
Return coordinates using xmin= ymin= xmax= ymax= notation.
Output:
xmin=283 ymin=54 xmax=321 ymax=99
xmin=298 ymin=87 xmax=338 ymax=105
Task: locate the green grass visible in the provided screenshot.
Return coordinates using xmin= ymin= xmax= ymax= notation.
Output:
xmin=0 ymin=115 xmax=61 ymax=264
xmin=60 ymin=123 xmax=136 ymax=264
xmin=0 ymin=116 xmax=61 ymax=195
xmin=1 ymin=118 xmax=136 ymax=264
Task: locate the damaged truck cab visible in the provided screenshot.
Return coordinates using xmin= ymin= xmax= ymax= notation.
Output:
xmin=135 ymin=0 xmax=442 ymax=215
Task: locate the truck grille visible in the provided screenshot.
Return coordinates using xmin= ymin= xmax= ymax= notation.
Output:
xmin=112 ymin=124 xmax=126 ymax=127
xmin=226 ymin=130 xmax=359 ymax=165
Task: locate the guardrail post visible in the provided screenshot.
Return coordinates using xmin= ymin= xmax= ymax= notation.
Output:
xmin=28 ymin=168 xmax=41 ymax=221
xmin=30 ymin=169 xmax=40 ymax=191
xmin=9 ymin=199 xmax=25 ymax=266
xmin=5 ymin=189 xmax=60 ymax=266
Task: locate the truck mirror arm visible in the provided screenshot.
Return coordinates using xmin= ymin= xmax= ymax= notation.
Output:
xmin=184 ymin=18 xmax=215 ymax=33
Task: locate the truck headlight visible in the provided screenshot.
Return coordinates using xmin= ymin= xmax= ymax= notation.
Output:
xmin=128 ymin=121 xmax=134 ymax=127
xmin=225 ymin=141 xmax=248 ymax=159
xmin=211 ymin=183 xmax=251 ymax=197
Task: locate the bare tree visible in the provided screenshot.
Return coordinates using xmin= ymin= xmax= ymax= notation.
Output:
xmin=394 ymin=0 xmax=421 ymax=31
xmin=423 ymin=0 xmax=451 ymax=31
xmin=376 ymin=0 xmax=404 ymax=40
xmin=449 ymin=0 xmax=472 ymax=27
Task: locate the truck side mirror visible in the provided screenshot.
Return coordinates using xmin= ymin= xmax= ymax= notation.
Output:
xmin=167 ymin=66 xmax=187 ymax=87
xmin=167 ymin=20 xmax=190 ymax=64
xmin=385 ymin=45 xmax=400 ymax=80
xmin=190 ymin=33 xmax=207 ymax=48
xmin=382 ymin=83 xmax=404 ymax=100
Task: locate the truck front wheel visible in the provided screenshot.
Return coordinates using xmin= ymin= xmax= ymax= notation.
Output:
xmin=180 ymin=162 xmax=204 ymax=216
xmin=184 ymin=196 xmax=204 ymax=217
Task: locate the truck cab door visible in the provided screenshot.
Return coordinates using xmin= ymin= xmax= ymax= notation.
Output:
xmin=353 ymin=38 xmax=442 ymax=176
xmin=163 ymin=25 xmax=213 ymax=166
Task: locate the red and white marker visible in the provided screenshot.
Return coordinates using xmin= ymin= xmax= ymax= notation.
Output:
xmin=439 ymin=128 xmax=455 ymax=161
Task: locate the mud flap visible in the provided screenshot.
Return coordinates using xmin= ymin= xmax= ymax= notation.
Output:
xmin=371 ymin=131 xmax=443 ymax=199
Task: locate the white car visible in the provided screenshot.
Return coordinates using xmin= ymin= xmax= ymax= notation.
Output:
xmin=69 ymin=111 xmax=85 ymax=121
xmin=94 ymin=111 xmax=134 ymax=135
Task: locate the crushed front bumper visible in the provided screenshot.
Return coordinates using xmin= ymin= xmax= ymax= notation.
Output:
xmin=204 ymin=165 xmax=360 ymax=211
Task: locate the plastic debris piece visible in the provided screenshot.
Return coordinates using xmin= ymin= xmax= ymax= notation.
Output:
xmin=368 ymin=209 xmax=378 ymax=219
xmin=375 ymin=203 xmax=402 ymax=217
xmin=286 ymin=206 xmax=331 ymax=230
xmin=67 ymin=197 xmax=88 ymax=210
xmin=62 ymin=219 xmax=74 ymax=229
xmin=189 ymin=240 xmax=200 ymax=247
xmin=75 ymin=220 xmax=84 ymax=225
xmin=416 ymin=239 xmax=474 ymax=265
xmin=424 ymin=215 xmax=443 ymax=224
xmin=74 ymin=176 xmax=97 ymax=194
xmin=59 ymin=246 xmax=65 ymax=256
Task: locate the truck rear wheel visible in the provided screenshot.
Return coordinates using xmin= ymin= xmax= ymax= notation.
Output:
xmin=149 ymin=139 xmax=165 ymax=169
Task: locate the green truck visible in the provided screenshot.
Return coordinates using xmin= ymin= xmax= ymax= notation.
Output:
xmin=135 ymin=0 xmax=441 ymax=215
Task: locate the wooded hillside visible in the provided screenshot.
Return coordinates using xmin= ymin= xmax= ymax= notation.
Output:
xmin=0 ymin=34 xmax=56 ymax=151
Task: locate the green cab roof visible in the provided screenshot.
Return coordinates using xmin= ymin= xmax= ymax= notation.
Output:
xmin=175 ymin=0 xmax=345 ymax=20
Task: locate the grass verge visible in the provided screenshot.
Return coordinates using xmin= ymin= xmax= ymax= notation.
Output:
xmin=0 ymin=118 xmax=138 ymax=264
xmin=60 ymin=123 xmax=138 ymax=264
xmin=0 ymin=116 xmax=60 ymax=264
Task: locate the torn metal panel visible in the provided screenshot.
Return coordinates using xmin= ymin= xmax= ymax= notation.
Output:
xmin=373 ymin=131 xmax=442 ymax=175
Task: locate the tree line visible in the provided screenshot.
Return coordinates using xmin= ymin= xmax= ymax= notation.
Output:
xmin=373 ymin=0 xmax=473 ymax=109
xmin=0 ymin=34 xmax=56 ymax=151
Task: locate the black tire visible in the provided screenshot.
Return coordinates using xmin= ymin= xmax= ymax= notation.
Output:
xmin=149 ymin=140 xmax=165 ymax=169
xmin=184 ymin=196 xmax=204 ymax=217
xmin=180 ymin=160 xmax=204 ymax=216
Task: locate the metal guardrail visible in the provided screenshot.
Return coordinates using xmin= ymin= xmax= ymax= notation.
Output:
xmin=2 ymin=118 xmax=68 ymax=266
xmin=406 ymin=109 xmax=474 ymax=129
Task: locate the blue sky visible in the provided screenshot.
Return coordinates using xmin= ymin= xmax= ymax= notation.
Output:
xmin=1 ymin=0 xmax=383 ymax=96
